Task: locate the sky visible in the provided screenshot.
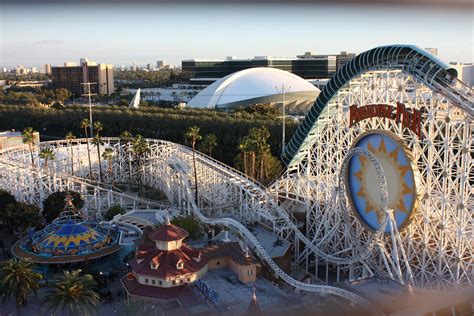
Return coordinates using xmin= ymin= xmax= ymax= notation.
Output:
xmin=0 ymin=3 xmax=472 ymax=68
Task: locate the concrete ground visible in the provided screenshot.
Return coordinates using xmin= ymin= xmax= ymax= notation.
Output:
xmin=200 ymin=268 xmax=318 ymax=315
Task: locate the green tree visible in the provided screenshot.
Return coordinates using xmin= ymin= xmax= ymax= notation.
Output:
xmin=42 ymin=269 xmax=99 ymax=316
xmin=131 ymin=135 xmax=151 ymax=196
xmin=103 ymin=204 xmax=126 ymax=221
xmin=22 ymin=127 xmax=37 ymax=167
xmin=65 ymin=132 xmax=76 ymax=175
xmin=101 ymin=147 xmax=114 ymax=181
xmin=43 ymin=191 xmax=84 ymax=223
xmin=93 ymin=121 xmax=104 ymax=182
xmin=120 ymin=131 xmax=133 ymax=186
xmin=0 ymin=189 xmax=16 ymax=213
xmin=171 ymin=216 xmax=203 ymax=240
xmin=81 ymin=119 xmax=93 ymax=177
xmin=39 ymin=147 xmax=55 ymax=170
xmin=185 ymin=126 xmax=201 ymax=205
xmin=0 ymin=258 xmax=42 ymax=315
xmin=236 ymin=127 xmax=281 ymax=184
xmin=200 ymin=133 xmax=218 ymax=158
xmin=1 ymin=202 xmax=43 ymax=234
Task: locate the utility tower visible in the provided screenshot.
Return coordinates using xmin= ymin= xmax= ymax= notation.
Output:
xmin=81 ymin=82 xmax=97 ymax=137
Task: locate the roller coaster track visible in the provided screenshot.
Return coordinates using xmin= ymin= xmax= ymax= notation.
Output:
xmin=0 ymin=138 xmax=383 ymax=309
xmin=169 ymin=158 xmax=376 ymax=310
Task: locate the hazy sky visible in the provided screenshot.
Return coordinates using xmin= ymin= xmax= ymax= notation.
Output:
xmin=0 ymin=4 xmax=472 ymax=68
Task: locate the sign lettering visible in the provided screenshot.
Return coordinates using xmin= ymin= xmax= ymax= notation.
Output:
xmin=349 ymin=103 xmax=423 ymax=138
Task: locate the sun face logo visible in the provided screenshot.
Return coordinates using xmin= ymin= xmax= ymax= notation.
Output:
xmin=346 ymin=131 xmax=417 ymax=232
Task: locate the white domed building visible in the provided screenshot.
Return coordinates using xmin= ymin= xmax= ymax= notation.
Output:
xmin=187 ymin=67 xmax=320 ymax=112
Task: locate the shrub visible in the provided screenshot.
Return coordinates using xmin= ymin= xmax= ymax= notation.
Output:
xmin=103 ymin=204 xmax=126 ymax=221
xmin=171 ymin=216 xmax=203 ymax=240
xmin=0 ymin=189 xmax=16 ymax=212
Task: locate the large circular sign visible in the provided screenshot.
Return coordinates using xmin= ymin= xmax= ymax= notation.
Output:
xmin=346 ymin=131 xmax=418 ymax=232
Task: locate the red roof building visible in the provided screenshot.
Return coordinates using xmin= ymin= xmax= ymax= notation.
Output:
xmin=121 ymin=218 xmax=259 ymax=307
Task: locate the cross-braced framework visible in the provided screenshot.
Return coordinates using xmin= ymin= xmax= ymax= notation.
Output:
xmin=0 ymin=137 xmax=379 ymax=307
xmin=0 ymin=45 xmax=472 ymax=303
xmin=272 ymin=67 xmax=473 ymax=290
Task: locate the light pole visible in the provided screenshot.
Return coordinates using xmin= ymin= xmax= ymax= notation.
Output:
xmin=81 ymin=82 xmax=97 ymax=136
xmin=276 ymin=84 xmax=290 ymax=153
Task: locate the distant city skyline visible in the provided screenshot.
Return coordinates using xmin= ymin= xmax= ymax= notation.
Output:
xmin=1 ymin=4 xmax=472 ymax=68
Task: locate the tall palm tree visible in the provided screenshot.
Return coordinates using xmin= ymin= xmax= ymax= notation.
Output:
xmin=201 ymin=133 xmax=218 ymax=158
xmin=93 ymin=121 xmax=104 ymax=182
xmin=43 ymin=269 xmax=99 ymax=316
xmin=131 ymin=135 xmax=150 ymax=196
xmin=81 ymin=119 xmax=93 ymax=177
xmin=185 ymin=126 xmax=202 ymax=204
xmin=21 ymin=127 xmax=37 ymax=168
xmin=102 ymin=147 xmax=114 ymax=182
xmin=120 ymin=130 xmax=133 ymax=186
xmin=65 ymin=132 xmax=76 ymax=175
xmin=39 ymin=147 xmax=55 ymax=170
xmin=0 ymin=258 xmax=42 ymax=315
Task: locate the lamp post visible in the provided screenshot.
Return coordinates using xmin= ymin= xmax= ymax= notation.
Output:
xmin=276 ymin=84 xmax=290 ymax=153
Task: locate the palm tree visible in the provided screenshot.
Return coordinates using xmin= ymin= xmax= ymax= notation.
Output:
xmin=81 ymin=119 xmax=93 ymax=177
xmin=39 ymin=147 xmax=56 ymax=170
xmin=131 ymin=135 xmax=151 ymax=196
xmin=201 ymin=133 xmax=218 ymax=158
xmin=120 ymin=131 xmax=133 ymax=186
xmin=93 ymin=121 xmax=104 ymax=182
xmin=21 ymin=127 xmax=37 ymax=168
xmin=0 ymin=258 xmax=42 ymax=314
xmin=102 ymin=147 xmax=114 ymax=182
xmin=43 ymin=269 xmax=99 ymax=316
xmin=65 ymin=132 xmax=76 ymax=175
xmin=185 ymin=126 xmax=202 ymax=205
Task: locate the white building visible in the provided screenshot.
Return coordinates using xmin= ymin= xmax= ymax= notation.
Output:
xmin=450 ymin=62 xmax=474 ymax=87
xmin=187 ymin=67 xmax=320 ymax=112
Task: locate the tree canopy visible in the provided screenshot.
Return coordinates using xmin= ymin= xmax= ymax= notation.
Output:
xmin=43 ymin=191 xmax=84 ymax=223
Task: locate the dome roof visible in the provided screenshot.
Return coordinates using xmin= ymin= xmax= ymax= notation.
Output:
xmin=187 ymin=67 xmax=320 ymax=111
xmin=17 ymin=196 xmax=121 ymax=262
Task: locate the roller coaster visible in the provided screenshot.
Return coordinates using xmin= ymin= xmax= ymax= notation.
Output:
xmin=0 ymin=45 xmax=472 ymax=308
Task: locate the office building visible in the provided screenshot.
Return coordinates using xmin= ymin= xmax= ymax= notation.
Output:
xmin=43 ymin=64 xmax=52 ymax=75
xmin=336 ymin=51 xmax=356 ymax=70
xmin=156 ymin=60 xmax=165 ymax=69
xmin=51 ymin=59 xmax=114 ymax=96
xmin=449 ymin=62 xmax=474 ymax=87
xmin=182 ymin=51 xmax=355 ymax=83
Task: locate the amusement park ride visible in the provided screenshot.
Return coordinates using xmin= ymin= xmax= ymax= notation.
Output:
xmin=0 ymin=45 xmax=472 ymax=308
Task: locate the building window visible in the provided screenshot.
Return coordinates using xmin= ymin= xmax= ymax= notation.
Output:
xmin=152 ymin=279 xmax=156 ymax=285
xmin=177 ymin=261 xmax=184 ymax=269
xmin=159 ymin=280 xmax=163 ymax=286
xmin=145 ymin=278 xmax=149 ymax=284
